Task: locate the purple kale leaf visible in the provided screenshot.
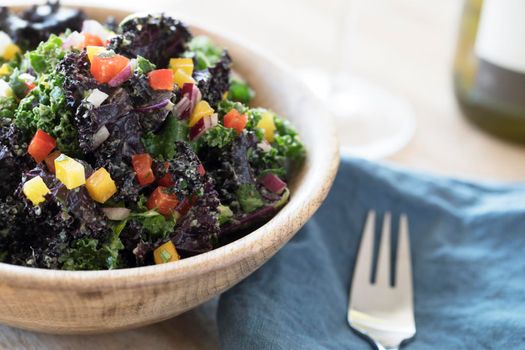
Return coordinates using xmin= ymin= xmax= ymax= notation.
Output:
xmin=194 ymin=51 xmax=232 ymax=108
xmin=108 ymin=14 xmax=192 ymax=67
xmin=172 ymin=175 xmax=220 ymax=256
xmin=0 ymin=123 xmax=32 ymax=198
xmin=59 ymin=50 xmax=99 ymax=112
xmin=0 ymin=1 xmax=86 ymax=50
xmin=125 ymin=73 xmax=174 ymax=132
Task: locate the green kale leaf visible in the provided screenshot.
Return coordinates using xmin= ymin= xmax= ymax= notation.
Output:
xmin=217 ymin=99 xmax=248 ymax=117
xmin=193 ymin=124 xmax=236 ymax=150
xmin=236 ymin=183 xmax=264 ymax=213
xmin=228 ymin=79 xmax=255 ymax=104
xmin=273 ymin=117 xmax=306 ymax=162
xmin=218 ymin=204 xmax=233 ymax=225
xmin=247 ymin=111 xmax=305 ymax=178
xmin=135 ymin=55 xmax=156 ymax=75
xmin=112 ymin=197 xmax=177 ymax=242
xmin=184 ymin=36 xmax=223 ymax=70
xmin=13 ymin=35 xmax=80 ymax=154
xmin=59 ymin=234 xmax=124 ymax=271
xmin=142 ymin=115 xmax=188 ymax=159
xmin=27 ymin=35 xmax=66 ymax=75
xmin=131 ymin=209 xmax=176 ymax=240
xmin=0 ymin=96 xmax=18 ymax=121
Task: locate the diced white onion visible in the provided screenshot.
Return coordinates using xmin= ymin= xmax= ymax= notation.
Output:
xmin=86 ymin=89 xmax=109 ymax=107
xmin=0 ymin=80 xmax=13 ymax=98
xmin=203 ymin=114 xmax=218 ymax=129
xmin=210 ymin=113 xmax=218 ymax=127
xmin=257 ymin=141 xmax=272 ymax=152
xmin=61 ymin=31 xmax=85 ymax=49
xmin=164 ymin=100 xmax=175 ymax=111
xmin=102 ymin=207 xmax=131 ymax=221
xmin=19 ymin=73 xmax=36 ymax=82
xmin=82 ymin=19 xmax=112 ymax=42
xmin=0 ymin=31 xmax=12 ymax=56
xmin=92 ymin=125 xmax=110 ymax=149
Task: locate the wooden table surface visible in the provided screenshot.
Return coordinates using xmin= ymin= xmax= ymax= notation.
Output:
xmin=2 ymin=0 xmax=525 ymax=349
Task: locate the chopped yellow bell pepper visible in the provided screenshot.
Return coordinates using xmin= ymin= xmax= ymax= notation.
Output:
xmin=86 ymin=46 xmax=105 ymax=62
xmin=86 ymin=168 xmax=117 ymax=203
xmin=257 ymin=111 xmax=277 ymax=143
xmin=3 ymin=43 xmax=20 ymax=60
xmin=0 ymin=63 xmax=11 ymax=76
xmin=173 ymin=68 xmax=195 ymax=89
xmin=154 ymin=241 xmax=180 ymax=264
xmin=189 ymin=100 xmax=214 ymax=127
xmin=23 ymin=176 xmax=50 ymax=206
xmin=169 ymin=58 xmax=194 ymax=77
xmin=55 ymin=154 xmax=86 ymax=190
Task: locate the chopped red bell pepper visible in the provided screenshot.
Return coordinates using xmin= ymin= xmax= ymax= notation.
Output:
xmin=90 ymin=54 xmax=130 ymax=84
xmin=158 ymin=162 xmax=175 ymax=187
xmin=132 ymin=153 xmax=155 ymax=186
xmin=28 ymin=130 xmax=56 ymax=163
xmin=24 ymin=81 xmax=36 ymax=92
xmin=44 ymin=150 xmax=62 ymax=174
xmin=147 ymin=186 xmax=180 ymax=216
xmin=83 ymin=33 xmax=104 ymax=47
xmin=224 ymin=109 xmax=248 ymax=134
xmin=197 ymin=163 xmax=205 ymax=177
xmin=148 ymin=69 xmax=174 ymax=91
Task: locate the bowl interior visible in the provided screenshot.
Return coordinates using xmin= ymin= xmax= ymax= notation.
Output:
xmin=0 ymin=4 xmax=339 ymax=292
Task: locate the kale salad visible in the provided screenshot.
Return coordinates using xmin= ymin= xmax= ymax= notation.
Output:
xmin=0 ymin=2 xmax=305 ymax=270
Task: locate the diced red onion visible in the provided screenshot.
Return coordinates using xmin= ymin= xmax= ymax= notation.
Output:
xmin=190 ymin=84 xmax=202 ymax=110
xmin=108 ymin=63 xmax=132 ymax=87
xmin=102 ymin=207 xmax=131 ymax=221
xmin=173 ymin=96 xmax=191 ymax=119
xmin=92 ymin=125 xmax=110 ymax=149
xmin=82 ymin=19 xmax=111 ymax=42
xmin=260 ymin=173 xmax=287 ymax=194
xmin=62 ymin=31 xmax=84 ymax=49
xmin=189 ymin=118 xmax=206 ymax=140
xmin=86 ymin=89 xmax=108 ymax=107
xmin=135 ymin=98 xmax=172 ymax=112
xmin=181 ymin=83 xmax=194 ymax=97
xmin=181 ymin=83 xmax=201 ymax=118
xmin=189 ymin=114 xmax=217 ymax=140
xmin=257 ymin=141 xmax=272 ymax=153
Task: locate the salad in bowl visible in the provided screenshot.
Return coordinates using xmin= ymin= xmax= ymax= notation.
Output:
xmin=0 ymin=1 xmax=305 ymax=270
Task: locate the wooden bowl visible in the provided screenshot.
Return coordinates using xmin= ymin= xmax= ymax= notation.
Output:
xmin=0 ymin=5 xmax=340 ymax=334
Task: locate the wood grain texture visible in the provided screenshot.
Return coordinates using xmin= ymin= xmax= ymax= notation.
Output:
xmin=0 ymin=6 xmax=340 ymax=334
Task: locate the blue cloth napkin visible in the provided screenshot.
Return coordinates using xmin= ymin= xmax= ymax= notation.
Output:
xmin=217 ymin=157 xmax=525 ymax=349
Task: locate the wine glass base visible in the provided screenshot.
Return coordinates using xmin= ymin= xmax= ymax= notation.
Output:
xmin=298 ymin=69 xmax=416 ymax=159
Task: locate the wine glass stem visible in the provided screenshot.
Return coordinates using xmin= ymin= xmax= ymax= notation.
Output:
xmin=333 ymin=0 xmax=362 ymax=83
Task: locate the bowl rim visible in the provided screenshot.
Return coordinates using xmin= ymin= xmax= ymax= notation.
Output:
xmin=0 ymin=5 xmax=340 ymax=288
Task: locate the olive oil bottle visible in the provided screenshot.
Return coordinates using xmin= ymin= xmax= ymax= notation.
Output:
xmin=454 ymin=0 xmax=525 ymax=142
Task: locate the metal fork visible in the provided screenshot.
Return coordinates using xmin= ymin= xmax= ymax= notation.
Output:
xmin=348 ymin=211 xmax=416 ymax=350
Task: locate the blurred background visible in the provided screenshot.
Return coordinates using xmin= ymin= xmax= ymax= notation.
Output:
xmin=7 ymin=0 xmax=525 ymax=181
